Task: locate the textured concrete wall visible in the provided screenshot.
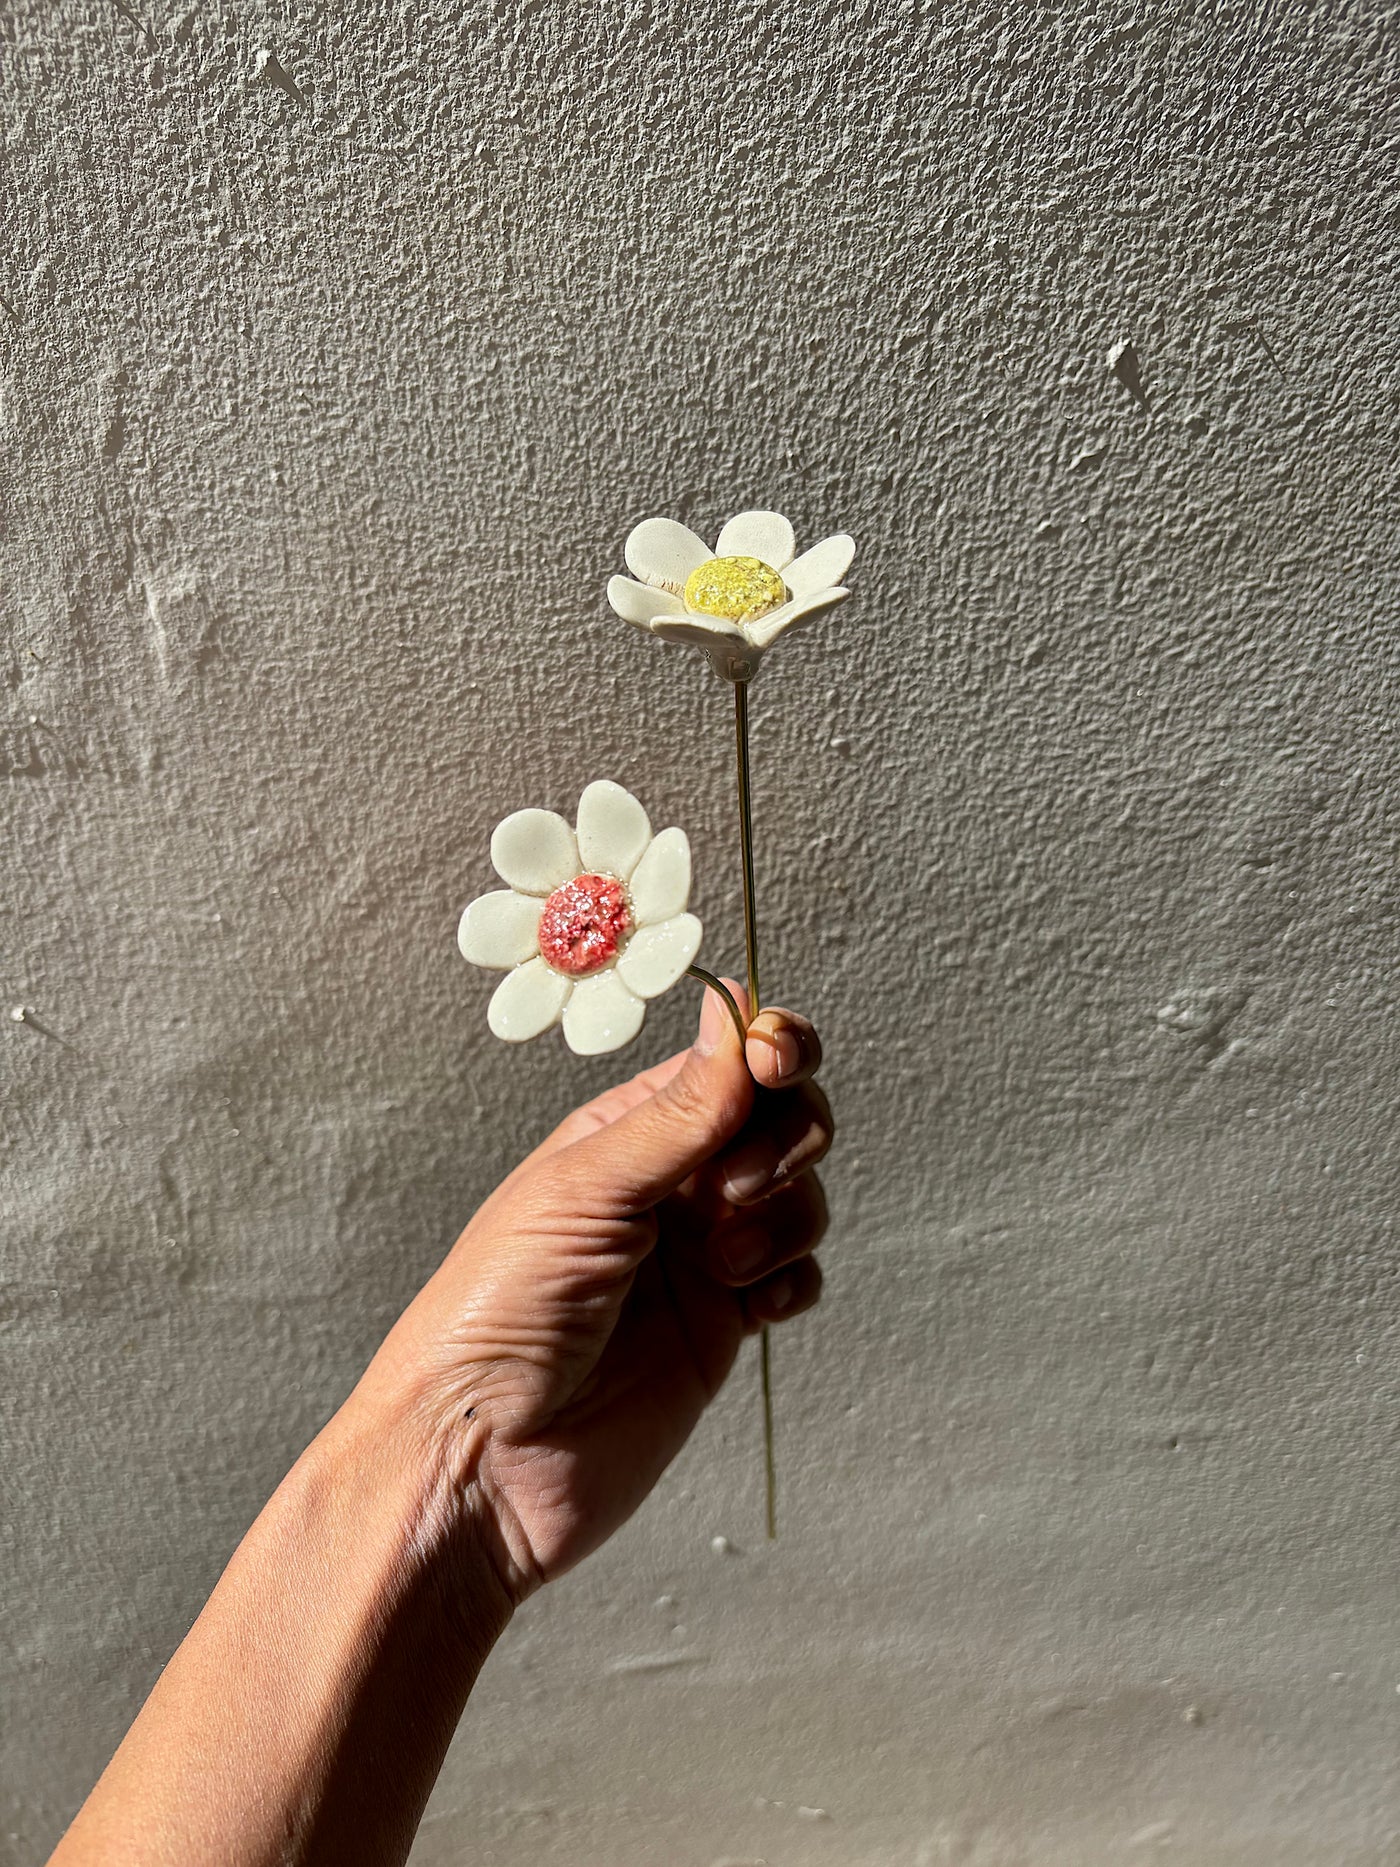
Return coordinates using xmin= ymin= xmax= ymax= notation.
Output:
xmin=4 ymin=1 xmax=1398 ymax=1861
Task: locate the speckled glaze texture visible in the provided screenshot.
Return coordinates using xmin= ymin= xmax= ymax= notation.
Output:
xmin=3 ymin=3 xmax=1398 ymax=1863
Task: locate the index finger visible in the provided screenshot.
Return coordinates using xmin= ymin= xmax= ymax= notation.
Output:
xmin=744 ymin=1006 xmax=823 ymax=1089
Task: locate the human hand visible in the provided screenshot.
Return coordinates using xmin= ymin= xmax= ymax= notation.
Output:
xmin=45 ymin=985 xmax=828 ymax=1867
xmin=361 ymin=984 xmax=831 ymax=1602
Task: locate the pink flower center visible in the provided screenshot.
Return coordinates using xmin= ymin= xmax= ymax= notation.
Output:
xmin=537 ymin=874 xmax=631 ymax=977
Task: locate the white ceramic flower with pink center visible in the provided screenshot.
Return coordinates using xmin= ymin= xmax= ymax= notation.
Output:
xmin=457 ymin=780 xmax=702 ymax=1055
xmin=607 ymin=509 xmax=855 ymax=682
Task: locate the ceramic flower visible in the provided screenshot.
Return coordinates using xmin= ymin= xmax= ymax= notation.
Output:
xmin=607 ymin=509 xmax=854 ymax=682
xmin=457 ymin=780 xmax=702 ymax=1055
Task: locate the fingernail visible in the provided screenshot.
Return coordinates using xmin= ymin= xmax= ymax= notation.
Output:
xmin=720 ymin=1140 xmax=778 ymax=1204
xmin=721 ymin=1228 xmax=768 ymax=1279
xmin=747 ymin=1013 xmax=801 ymax=1080
xmin=767 ymin=1274 xmax=794 ymax=1314
xmin=695 ymin=988 xmax=730 ymax=1056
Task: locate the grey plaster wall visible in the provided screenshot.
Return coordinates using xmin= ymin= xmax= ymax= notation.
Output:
xmin=4 ymin=1 xmax=1398 ymax=1861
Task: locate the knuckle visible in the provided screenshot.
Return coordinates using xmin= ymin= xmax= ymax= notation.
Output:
xmin=783 ymin=1114 xmax=833 ymax=1177
xmin=657 ymin=1062 xmax=724 ymax=1130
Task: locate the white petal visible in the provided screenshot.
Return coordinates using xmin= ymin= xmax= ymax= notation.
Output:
xmin=487 ymin=958 xmax=571 ymax=1042
xmin=630 ymin=826 xmax=691 ymax=926
xmin=624 ymin=517 xmax=712 ymax=591
xmin=616 ymin=913 xmax=702 ymax=1000
xmin=652 ymin=615 xmax=762 ymax=682
xmin=715 ymin=510 xmax=796 ymax=570
xmin=653 ymin=613 xmax=743 ymax=643
xmin=562 ymin=970 xmax=646 ymax=1055
xmin=576 ymin=779 xmax=651 ymax=881
xmin=607 ymin=574 xmax=685 ymax=629
xmin=457 ymin=890 xmax=540 ymax=969
xmin=650 ymin=615 xmax=747 ymax=661
xmin=745 ymin=586 xmax=849 ymax=652
xmin=490 ymin=809 xmax=579 ymax=897
xmin=783 ymin=532 xmax=855 ymax=599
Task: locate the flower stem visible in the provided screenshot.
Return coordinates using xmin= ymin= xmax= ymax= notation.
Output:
xmin=734 ymin=679 xmax=778 ymax=1543
xmin=734 ymin=681 xmax=760 ymax=1017
xmin=686 ymin=966 xmax=748 ymax=1045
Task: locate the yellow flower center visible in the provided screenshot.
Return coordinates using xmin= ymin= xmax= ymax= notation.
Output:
xmin=683 ymin=555 xmax=786 ymax=624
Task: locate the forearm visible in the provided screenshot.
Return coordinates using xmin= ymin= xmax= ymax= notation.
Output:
xmin=47 ymin=996 xmax=827 ymax=1865
xmin=49 ymin=1380 xmax=512 ymax=1867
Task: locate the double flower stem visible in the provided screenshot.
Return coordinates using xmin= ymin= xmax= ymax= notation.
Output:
xmin=685 ymin=679 xmax=778 ymax=1541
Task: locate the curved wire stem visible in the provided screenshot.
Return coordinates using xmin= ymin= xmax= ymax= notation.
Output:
xmin=686 ymin=966 xmax=749 ymax=1045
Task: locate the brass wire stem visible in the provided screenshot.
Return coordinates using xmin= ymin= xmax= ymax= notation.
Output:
xmin=734 ymin=679 xmax=778 ymax=1543
xmin=759 ymin=1322 xmax=776 ymax=1541
xmin=734 ymin=680 xmax=760 ymax=1016
xmin=686 ymin=967 xmax=749 ymax=1045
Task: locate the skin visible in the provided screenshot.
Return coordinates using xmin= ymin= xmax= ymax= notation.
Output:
xmin=48 ymin=984 xmax=832 ymax=1867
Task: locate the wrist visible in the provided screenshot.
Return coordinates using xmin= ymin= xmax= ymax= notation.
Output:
xmin=349 ymin=1290 xmax=555 ymax=1607
xmin=54 ymin=1361 xmax=518 ymax=1867
xmin=316 ymin=1372 xmax=518 ymax=1668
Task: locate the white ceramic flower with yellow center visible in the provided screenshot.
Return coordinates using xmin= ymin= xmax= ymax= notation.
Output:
xmin=457 ymin=780 xmax=702 ymax=1055
xmin=607 ymin=509 xmax=855 ymax=682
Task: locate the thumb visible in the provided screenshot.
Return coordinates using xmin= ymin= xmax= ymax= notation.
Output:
xmin=558 ymin=984 xmax=755 ymax=1215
